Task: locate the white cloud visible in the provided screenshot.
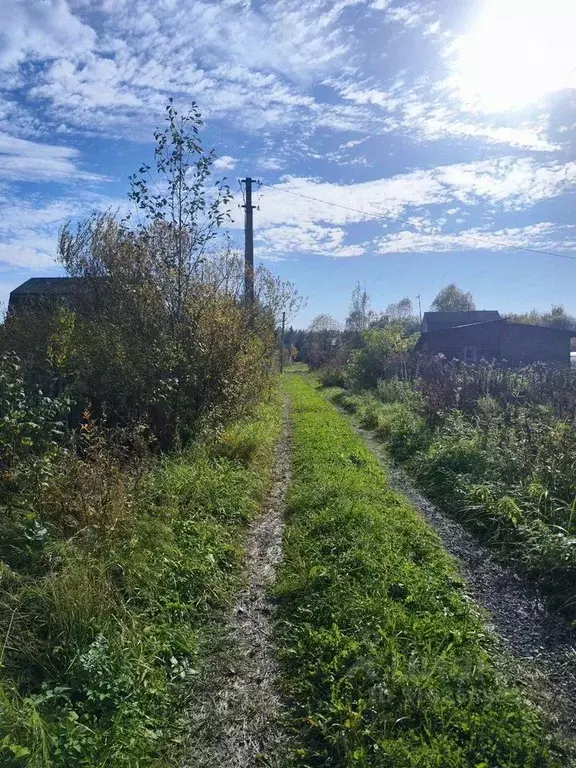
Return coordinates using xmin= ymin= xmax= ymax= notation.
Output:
xmin=339 ymin=137 xmax=369 ymax=149
xmin=257 ymin=221 xmax=365 ymax=259
xmin=0 ymin=239 xmax=60 ymax=270
xmin=0 ymin=0 xmax=96 ymax=69
xmin=251 ymin=158 xmax=576 ymax=231
xmin=231 ymin=156 xmax=576 ymax=258
xmin=258 ymin=157 xmax=284 ymax=171
xmin=385 ymin=2 xmax=431 ymax=29
xmin=416 ymin=115 xmax=559 ymax=151
xmin=213 ymin=155 xmax=237 ymax=171
xmin=0 ymin=192 xmax=124 ymax=269
xmin=437 ymin=158 xmax=576 ymax=209
xmin=3 ymin=0 xmax=362 ymax=138
xmin=375 ymin=222 xmax=576 ymax=255
xmin=0 ymin=132 xmax=107 ymax=182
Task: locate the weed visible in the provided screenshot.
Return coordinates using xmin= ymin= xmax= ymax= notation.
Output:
xmin=0 ymin=393 xmax=283 ymax=765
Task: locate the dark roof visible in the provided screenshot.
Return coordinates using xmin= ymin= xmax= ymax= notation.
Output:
xmin=420 ymin=318 xmax=576 ymax=338
xmin=422 ymin=310 xmax=501 ymax=332
xmin=10 ymin=277 xmax=85 ymax=296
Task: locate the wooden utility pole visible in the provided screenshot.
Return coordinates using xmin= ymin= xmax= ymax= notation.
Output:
xmin=241 ymin=177 xmax=255 ymax=306
xmin=280 ymin=310 xmax=286 ymax=372
xmin=417 ymin=294 xmax=422 ymax=326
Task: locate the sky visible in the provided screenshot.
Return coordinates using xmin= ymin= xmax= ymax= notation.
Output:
xmin=1 ymin=0 xmax=575 ymax=327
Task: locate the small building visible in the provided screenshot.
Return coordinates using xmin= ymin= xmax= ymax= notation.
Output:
xmin=8 ymin=277 xmax=86 ymax=314
xmin=418 ymin=312 xmax=576 ymax=366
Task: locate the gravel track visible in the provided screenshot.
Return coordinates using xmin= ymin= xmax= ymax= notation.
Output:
xmin=353 ymin=420 xmax=576 ymax=740
xmin=184 ymin=403 xmax=292 ymax=767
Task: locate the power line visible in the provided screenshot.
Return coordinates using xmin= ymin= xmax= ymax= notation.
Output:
xmin=263 ymin=182 xmax=575 ymax=262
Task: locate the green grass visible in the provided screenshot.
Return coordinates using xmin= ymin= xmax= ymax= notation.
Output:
xmin=328 ymin=386 xmax=576 ymax=615
xmin=0 ymin=393 xmax=283 ymax=767
xmin=276 ymin=374 xmax=564 ymax=767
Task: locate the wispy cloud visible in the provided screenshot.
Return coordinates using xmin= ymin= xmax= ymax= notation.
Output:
xmin=3 ymin=0 xmax=361 ymax=139
xmin=252 ymin=158 xmax=576 ymax=230
xmin=0 ymin=0 xmax=96 ymax=69
xmin=0 ymin=132 xmax=108 ymax=182
xmin=1 ymin=0 xmax=575 ymax=281
xmin=241 ymin=156 xmax=576 ymax=258
xmin=257 ymin=222 xmax=365 ymax=259
xmin=375 ymin=222 xmax=576 ymax=255
xmin=0 ymin=192 xmax=123 ymax=269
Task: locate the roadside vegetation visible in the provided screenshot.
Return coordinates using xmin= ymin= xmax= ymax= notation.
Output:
xmin=0 ymin=377 xmax=282 ymax=765
xmin=0 ymin=101 xmax=295 ymax=765
xmin=277 ymin=373 xmax=565 ymax=767
xmin=296 ymin=281 xmax=576 ymax=617
xmin=327 ymin=354 xmax=576 ymax=616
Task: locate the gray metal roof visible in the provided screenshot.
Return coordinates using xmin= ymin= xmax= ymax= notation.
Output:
xmin=420 ymin=317 xmax=576 ymax=337
xmin=10 ymin=277 xmax=85 ymax=296
xmin=422 ymin=311 xmax=501 ymax=332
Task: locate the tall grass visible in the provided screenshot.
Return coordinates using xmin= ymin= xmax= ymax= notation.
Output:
xmin=0 ymin=391 xmax=283 ymax=766
xmin=276 ymin=374 xmax=564 ymax=767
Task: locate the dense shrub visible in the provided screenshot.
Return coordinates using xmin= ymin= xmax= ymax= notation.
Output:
xmin=346 ymin=327 xmax=418 ymax=390
xmin=376 ymin=377 xmax=425 ymax=409
xmin=317 ymin=365 xmax=348 ymax=388
xmin=3 ymin=102 xmax=300 ymax=450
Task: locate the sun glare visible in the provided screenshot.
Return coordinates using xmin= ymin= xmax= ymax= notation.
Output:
xmin=453 ymin=0 xmax=576 ymax=112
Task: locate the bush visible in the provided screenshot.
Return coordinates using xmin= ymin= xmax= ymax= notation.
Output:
xmin=318 ymin=365 xmax=348 ymax=388
xmin=376 ymin=377 xmax=424 ymax=409
xmin=374 ymin=402 xmax=430 ymax=460
xmin=346 ymin=327 xmax=418 ymax=390
xmin=413 ymin=411 xmax=489 ymax=503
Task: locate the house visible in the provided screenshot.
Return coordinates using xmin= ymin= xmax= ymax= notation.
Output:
xmin=8 ymin=277 xmax=87 ymax=314
xmin=418 ymin=312 xmax=576 ymax=366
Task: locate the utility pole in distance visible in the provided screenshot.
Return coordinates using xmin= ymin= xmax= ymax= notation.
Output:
xmin=241 ymin=177 xmax=255 ymax=306
xmin=416 ymin=294 xmax=422 ymax=326
xmin=280 ymin=310 xmax=286 ymax=372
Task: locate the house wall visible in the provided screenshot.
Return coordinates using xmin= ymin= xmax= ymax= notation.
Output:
xmin=421 ymin=323 xmax=501 ymax=360
xmin=500 ymin=324 xmax=569 ymax=364
xmin=421 ymin=322 xmax=571 ymax=365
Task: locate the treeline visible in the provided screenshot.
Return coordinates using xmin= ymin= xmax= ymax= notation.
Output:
xmin=0 ymin=102 xmax=297 ymax=765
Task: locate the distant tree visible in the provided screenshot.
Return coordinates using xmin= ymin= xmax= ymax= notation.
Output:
xmin=386 ymin=297 xmax=413 ymax=322
xmin=509 ymin=305 xmax=576 ymax=330
xmin=307 ymin=314 xmax=343 ymax=368
xmin=345 ymin=282 xmax=375 ymax=332
xmin=309 ymin=314 xmax=342 ymax=332
xmin=431 ymin=283 xmax=476 ymax=312
xmin=370 ymin=297 xmax=420 ymax=334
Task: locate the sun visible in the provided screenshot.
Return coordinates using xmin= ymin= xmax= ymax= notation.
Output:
xmin=452 ymin=0 xmax=576 ymax=112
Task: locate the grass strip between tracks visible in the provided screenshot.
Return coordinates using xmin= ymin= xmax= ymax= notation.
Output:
xmin=275 ymin=373 xmax=564 ymax=768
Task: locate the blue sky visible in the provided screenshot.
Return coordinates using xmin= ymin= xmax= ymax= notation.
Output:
xmin=1 ymin=0 xmax=575 ymax=327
